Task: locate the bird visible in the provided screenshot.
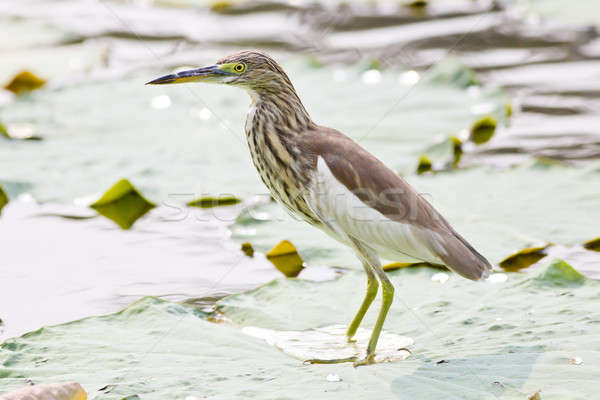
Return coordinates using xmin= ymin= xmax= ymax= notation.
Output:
xmin=147 ymin=50 xmax=492 ymax=366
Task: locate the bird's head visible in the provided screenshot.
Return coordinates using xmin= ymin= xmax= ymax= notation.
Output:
xmin=146 ymin=51 xmax=294 ymax=97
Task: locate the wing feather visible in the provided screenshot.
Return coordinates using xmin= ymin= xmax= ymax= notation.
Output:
xmin=299 ymin=127 xmax=491 ymax=280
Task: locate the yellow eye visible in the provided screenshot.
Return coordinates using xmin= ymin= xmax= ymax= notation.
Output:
xmin=233 ymin=63 xmax=246 ymax=73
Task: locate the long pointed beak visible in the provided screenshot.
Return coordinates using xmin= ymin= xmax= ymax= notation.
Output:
xmin=146 ymin=65 xmax=230 ymax=85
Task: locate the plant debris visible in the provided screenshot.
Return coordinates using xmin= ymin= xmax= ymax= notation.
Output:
xmin=90 ymin=179 xmax=155 ymax=229
xmin=266 ymin=240 xmax=304 ymax=278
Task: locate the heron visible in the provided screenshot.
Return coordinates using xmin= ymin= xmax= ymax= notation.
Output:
xmin=147 ymin=51 xmax=491 ymax=366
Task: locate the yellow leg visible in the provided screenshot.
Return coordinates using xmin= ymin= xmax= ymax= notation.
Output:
xmin=346 ymin=262 xmax=378 ymax=341
xmin=350 ymin=239 xmax=394 ymax=367
xmin=353 ymin=265 xmax=394 ymax=367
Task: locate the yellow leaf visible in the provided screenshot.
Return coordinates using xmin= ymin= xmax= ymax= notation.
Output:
xmin=383 ymin=261 xmax=446 ymax=272
xmin=241 ymin=241 xmax=254 ymax=257
xmin=499 ymin=245 xmax=549 ymax=272
xmin=583 ymin=237 xmax=600 ymax=252
xmin=4 ymin=70 xmax=46 ymax=95
xmin=416 ymin=155 xmax=432 ymax=175
xmin=470 ymin=116 xmax=497 ymax=145
xmin=90 ymin=179 xmax=155 ymax=230
xmin=187 ymin=196 xmax=241 ymax=208
xmin=0 ymin=184 xmax=8 ymax=216
xmin=266 ymin=240 xmax=304 ymax=278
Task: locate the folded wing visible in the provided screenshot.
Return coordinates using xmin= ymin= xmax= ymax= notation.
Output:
xmin=299 ymin=127 xmax=491 ymax=281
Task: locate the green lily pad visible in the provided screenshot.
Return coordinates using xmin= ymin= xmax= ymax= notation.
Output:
xmin=499 ymin=245 xmax=549 ymax=272
xmin=187 ymin=196 xmax=241 ymax=208
xmin=90 ymin=179 xmax=155 ymax=230
xmin=4 ymin=70 xmax=46 ymax=95
xmin=2 ymin=260 xmax=599 ymax=399
xmin=470 ymin=116 xmax=497 ymax=145
xmin=0 ymin=185 xmax=8 ymax=216
xmin=266 ymin=240 xmax=304 ymax=278
xmin=533 ymin=259 xmax=585 ymax=287
xmin=427 ymin=58 xmax=479 ymax=88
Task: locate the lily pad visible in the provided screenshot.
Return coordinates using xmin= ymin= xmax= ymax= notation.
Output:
xmin=582 ymin=237 xmax=600 ymax=252
xmin=241 ymin=242 xmax=254 ymax=257
xmin=0 ymin=122 xmax=8 ymax=139
xmin=499 ymin=245 xmax=549 ymax=272
xmin=0 ymin=382 xmax=86 ymax=400
xmin=90 ymin=179 xmax=155 ymax=230
xmin=416 ymin=155 xmax=433 ymax=175
xmin=242 ymin=325 xmax=412 ymax=363
xmin=266 ymin=240 xmax=304 ymax=278
xmin=406 ymin=0 xmax=428 ymax=9
xmin=0 ymin=122 xmax=43 ymax=141
xmin=187 ymin=196 xmax=241 ymax=208
xmin=469 ymin=116 xmax=497 ymax=145
xmin=382 ymin=261 xmax=446 ymax=272
xmin=2 ymin=261 xmax=599 ymax=399
xmin=533 ymin=259 xmax=585 ymax=287
xmin=0 ymin=185 xmax=8 ymax=216
xmin=427 ymin=58 xmax=479 ymax=88
xmin=4 ymin=70 xmax=46 ymax=95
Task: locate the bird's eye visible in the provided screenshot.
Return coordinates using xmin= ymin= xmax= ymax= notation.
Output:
xmin=233 ymin=63 xmax=246 ymax=73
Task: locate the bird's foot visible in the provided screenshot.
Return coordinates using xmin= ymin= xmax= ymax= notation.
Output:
xmin=353 ymin=352 xmax=376 ymax=367
xmin=304 ymin=356 xmax=357 ymax=365
xmin=346 ymin=336 xmax=357 ymax=343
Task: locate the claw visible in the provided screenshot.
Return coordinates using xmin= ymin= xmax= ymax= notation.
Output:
xmin=353 ymin=352 xmax=376 ymax=367
xmin=304 ymin=356 xmax=357 ymax=365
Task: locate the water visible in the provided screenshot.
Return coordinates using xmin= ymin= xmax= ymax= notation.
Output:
xmin=1 ymin=0 xmax=600 ymax=398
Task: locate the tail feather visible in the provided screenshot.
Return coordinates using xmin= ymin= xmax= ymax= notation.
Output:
xmin=422 ymin=229 xmax=492 ymax=281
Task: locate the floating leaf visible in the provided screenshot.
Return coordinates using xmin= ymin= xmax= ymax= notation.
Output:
xmin=427 ymin=58 xmax=479 ymax=88
xmin=0 ymin=122 xmax=8 ymax=139
xmin=0 ymin=382 xmax=86 ymax=400
xmin=4 ymin=70 xmax=46 ymax=95
xmin=505 ymin=102 xmax=513 ymax=119
xmin=416 ymin=155 xmax=432 ymax=175
xmin=528 ymin=390 xmax=542 ymax=400
xmin=0 ymin=185 xmax=8 ymax=216
xmin=582 ymin=237 xmax=600 ymax=252
xmin=90 ymin=179 xmax=155 ymax=230
xmin=382 ymin=261 xmax=446 ymax=272
xmin=534 ymin=259 xmax=585 ymax=287
xmin=406 ymin=0 xmax=427 ymax=8
xmin=187 ymin=196 xmax=241 ymax=208
xmin=470 ymin=116 xmax=497 ymax=145
xmin=241 ymin=242 xmax=254 ymax=257
xmin=499 ymin=245 xmax=549 ymax=272
xmin=450 ymin=135 xmax=463 ymax=167
xmin=210 ymin=0 xmax=233 ymax=13
xmin=266 ymin=240 xmax=304 ymax=278
xmin=0 ymin=122 xmax=43 ymax=141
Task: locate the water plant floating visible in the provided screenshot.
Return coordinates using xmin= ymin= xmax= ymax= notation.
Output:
xmin=90 ymin=179 xmax=155 ymax=230
xmin=266 ymin=240 xmax=304 ymax=278
xmin=4 ymin=70 xmax=46 ymax=95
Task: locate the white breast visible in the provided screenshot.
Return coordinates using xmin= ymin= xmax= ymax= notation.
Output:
xmin=306 ymin=156 xmax=444 ymax=264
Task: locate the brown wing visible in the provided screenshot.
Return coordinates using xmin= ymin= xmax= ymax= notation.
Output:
xmin=298 ymin=126 xmax=491 ymax=281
